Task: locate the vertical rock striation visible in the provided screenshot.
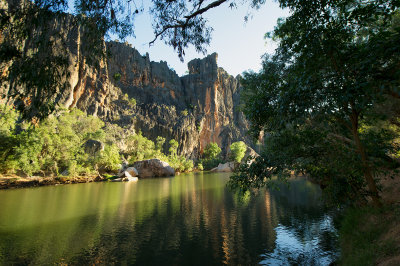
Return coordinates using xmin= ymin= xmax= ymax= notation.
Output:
xmin=1 ymin=10 xmax=252 ymax=159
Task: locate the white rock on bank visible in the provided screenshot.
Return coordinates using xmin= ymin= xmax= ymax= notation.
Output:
xmin=210 ymin=162 xmax=235 ymax=172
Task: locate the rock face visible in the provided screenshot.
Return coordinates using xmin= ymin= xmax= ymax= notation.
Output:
xmin=1 ymin=8 xmax=253 ymax=159
xmin=133 ymin=159 xmax=175 ymax=178
xmin=83 ymin=140 xmax=105 ymax=156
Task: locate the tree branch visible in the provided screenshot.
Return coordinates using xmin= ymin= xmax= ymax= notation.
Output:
xmin=184 ymin=0 xmax=228 ymax=20
xmin=149 ymin=0 xmax=228 ymax=46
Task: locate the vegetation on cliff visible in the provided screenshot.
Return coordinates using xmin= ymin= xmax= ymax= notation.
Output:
xmin=0 ymin=104 xmax=194 ymax=177
xmin=199 ymin=142 xmax=222 ymax=170
xmin=229 ymin=141 xmax=247 ymax=163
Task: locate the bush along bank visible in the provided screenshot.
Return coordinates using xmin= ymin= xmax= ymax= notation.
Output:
xmin=0 ymin=104 xmax=194 ymax=186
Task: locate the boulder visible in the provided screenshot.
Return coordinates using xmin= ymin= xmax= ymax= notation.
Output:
xmin=121 ymin=171 xmax=138 ymax=181
xmin=125 ymin=167 xmax=138 ymax=177
xmin=133 ymin=159 xmax=175 ymax=178
xmin=210 ymin=162 xmax=235 ymax=173
xmin=118 ymin=167 xmax=138 ymax=178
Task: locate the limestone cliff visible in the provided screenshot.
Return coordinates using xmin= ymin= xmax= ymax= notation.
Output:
xmin=1 ymin=7 xmax=252 ymax=159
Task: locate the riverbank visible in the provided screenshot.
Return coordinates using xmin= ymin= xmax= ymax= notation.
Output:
xmin=0 ymin=166 xmax=198 ymax=189
xmin=0 ymin=175 xmax=105 ymax=189
xmin=338 ymin=173 xmax=400 ymax=265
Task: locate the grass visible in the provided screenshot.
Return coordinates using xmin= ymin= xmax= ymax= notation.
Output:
xmin=338 ymin=205 xmax=400 ymax=265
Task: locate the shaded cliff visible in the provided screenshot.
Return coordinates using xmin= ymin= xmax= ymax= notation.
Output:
xmin=1 ymin=7 xmax=252 ymax=159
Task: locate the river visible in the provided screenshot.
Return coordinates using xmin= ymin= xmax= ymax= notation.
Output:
xmin=0 ymin=172 xmax=338 ymax=265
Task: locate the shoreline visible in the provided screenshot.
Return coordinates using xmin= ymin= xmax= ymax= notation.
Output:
xmin=0 ymin=169 xmax=200 ymax=190
xmin=0 ymin=175 xmax=106 ymax=189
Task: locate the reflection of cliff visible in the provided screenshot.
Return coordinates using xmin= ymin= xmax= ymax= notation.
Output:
xmin=1 ymin=7 xmax=252 ymax=158
xmin=0 ymin=176 xmax=337 ymax=265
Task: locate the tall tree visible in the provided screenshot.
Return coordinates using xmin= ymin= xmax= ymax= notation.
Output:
xmin=231 ymin=0 xmax=400 ymax=206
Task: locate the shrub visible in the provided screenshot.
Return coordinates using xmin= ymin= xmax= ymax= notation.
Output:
xmin=156 ymin=136 xmax=166 ymax=152
xmin=181 ymin=109 xmax=188 ymax=116
xmin=0 ymin=105 xmax=197 ymax=176
xmin=126 ymin=132 xmax=156 ymax=163
xmin=200 ymin=142 xmax=222 ymax=170
xmin=129 ymin=97 xmax=137 ymax=107
xmin=113 ymin=72 xmax=121 ymax=81
xmin=0 ymin=104 xmax=19 ymax=172
xmin=169 ymin=139 xmax=179 ymax=157
xmin=2 ymin=108 xmax=105 ymax=176
xmin=203 ymin=142 xmax=221 ymax=160
xmin=98 ymin=144 xmax=121 ymax=171
xmin=229 ymin=141 xmax=247 ymax=163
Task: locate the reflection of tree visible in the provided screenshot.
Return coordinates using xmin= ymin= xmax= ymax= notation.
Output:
xmin=0 ymin=175 xmax=337 ymax=265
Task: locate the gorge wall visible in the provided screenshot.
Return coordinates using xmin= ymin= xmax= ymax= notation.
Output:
xmin=0 ymin=5 xmax=252 ymax=159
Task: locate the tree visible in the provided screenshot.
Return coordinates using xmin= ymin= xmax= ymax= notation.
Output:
xmin=203 ymin=142 xmax=221 ymax=160
xmin=156 ymin=136 xmax=166 ymax=152
xmin=229 ymin=141 xmax=247 ymax=163
xmin=232 ymin=0 xmax=400 ymax=207
xmin=169 ymin=139 xmax=179 ymax=157
xmin=0 ymin=104 xmax=19 ymax=172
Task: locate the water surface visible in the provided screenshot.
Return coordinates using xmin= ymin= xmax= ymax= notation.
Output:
xmin=0 ymin=172 xmax=338 ymax=265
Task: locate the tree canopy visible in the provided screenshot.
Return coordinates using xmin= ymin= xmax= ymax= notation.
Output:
xmin=230 ymin=0 xmax=400 ymax=207
xmin=229 ymin=141 xmax=247 ymax=163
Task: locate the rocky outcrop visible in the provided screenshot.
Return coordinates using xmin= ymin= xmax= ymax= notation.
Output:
xmin=133 ymin=159 xmax=175 ymax=178
xmin=1 ymin=7 xmax=253 ymax=159
xmin=210 ymin=162 xmax=236 ymax=173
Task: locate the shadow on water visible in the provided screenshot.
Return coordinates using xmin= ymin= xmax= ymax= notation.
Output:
xmin=0 ymin=172 xmax=338 ymax=265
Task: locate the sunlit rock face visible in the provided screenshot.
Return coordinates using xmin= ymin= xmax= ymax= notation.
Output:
xmin=1 ymin=11 xmax=252 ymax=159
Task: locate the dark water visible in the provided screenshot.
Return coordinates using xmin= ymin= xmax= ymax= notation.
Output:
xmin=0 ymin=172 xmax=338 ymax=265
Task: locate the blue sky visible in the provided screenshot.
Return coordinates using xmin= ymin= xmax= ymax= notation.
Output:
xmin=124 ymin=1 xmax=289 ymax=76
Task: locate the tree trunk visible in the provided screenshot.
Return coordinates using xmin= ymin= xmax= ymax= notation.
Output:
xmin=350 ymin=110 xmax=382 ymax=207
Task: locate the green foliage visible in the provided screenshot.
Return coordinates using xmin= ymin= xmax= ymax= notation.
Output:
xmin=0 ymin=104 xmax=19 ymax=135
xmin=234 ymin=0 xmax=400 ymax=206
xmin=156 ymin=136 xmax=166 ymax=152
xmin=201 ymin=142 xmax=222 ymax=170
xmin=113 ymin=72 xmax=121 ymax=81
xmin=0 ymin=108 xmax=109 ymax=176
xmin=167 ymin=155 xmax=194 ymax=173
xmin=0 ymin=104 xmax=19 ymax=172
xmin=126 ymin=132 xmax=156 ymax=163
xmin=122 ymin=93 xmax=129 ymax=102
xmin=181 ymin=109 xmax=188 ymax=116
xmin=120 ymin=92 xmax=136 ymax=108
xmin=203 ymin=142 xmax=221 ymax=160
xmin=169 ymin=139 xmax=179 ymax=157
xmin=197 ymin=163 xmax=204 ymax=171
xmin=229 ymin=141 xmax=247 ymax=163
xmin=98 ymin=144 xmax=121 ymax=171
xmin=0 ymin=103 xmax=197 ymax=176
xmin=129 ymin=97 xmax=136 ymax=107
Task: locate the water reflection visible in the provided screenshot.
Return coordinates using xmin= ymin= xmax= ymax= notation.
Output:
xmin=0 ymin=173 xmax=338 ymax=265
